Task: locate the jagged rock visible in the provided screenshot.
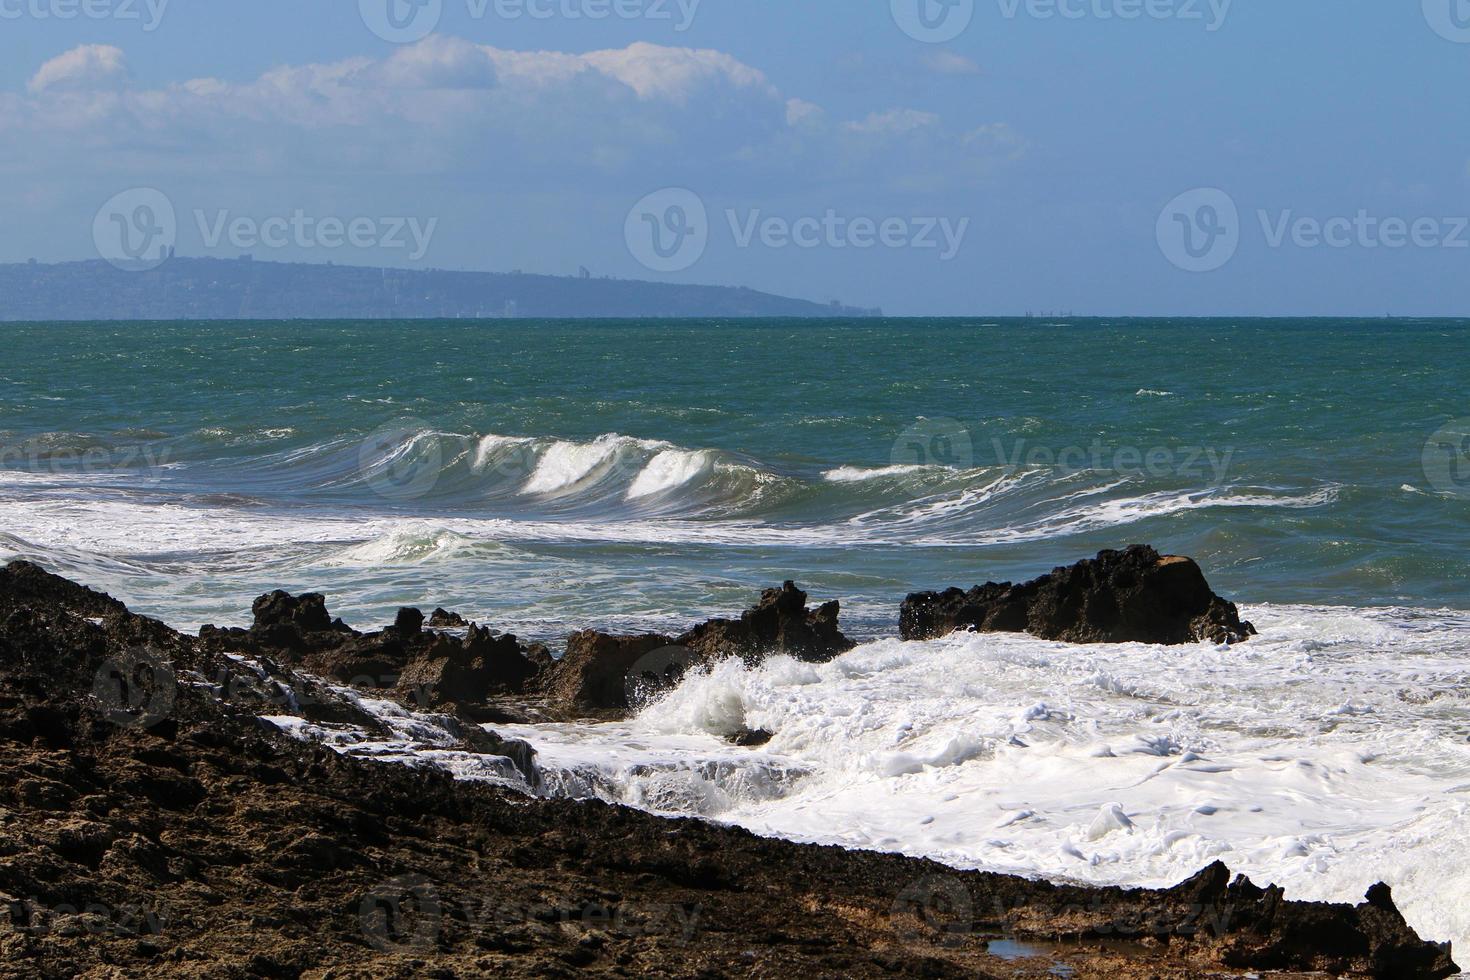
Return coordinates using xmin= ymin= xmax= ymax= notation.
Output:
xmin=900 ymin=546 xmax=1255 ymax=646
xmin=395 ymin=627 xmax=540 ymax=709
xmin=0 ymin=560 xmax=1458 ymax=978
xmin=678 ymin=581 xmax=855 ymax=664
xmin=538 ymin=583 xmax=854 ymax=719
xmin=541 ymin=631 xmax=677 ymax=716
xmin=428 ymin=607 xmax=469 ymax=629
xmin=394 ymin=607 xmax=425 ymax=636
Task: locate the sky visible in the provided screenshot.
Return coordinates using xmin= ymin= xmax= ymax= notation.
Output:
xmin=2 ymin=1 xmax=1468 ymax=316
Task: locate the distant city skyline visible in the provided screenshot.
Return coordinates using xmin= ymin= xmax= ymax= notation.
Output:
xmin=2 ymin=2 xmax=1468 ymax=315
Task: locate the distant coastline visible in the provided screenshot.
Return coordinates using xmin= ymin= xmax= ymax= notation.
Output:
xmin=0 ymin=257 xmax=883 ymax=321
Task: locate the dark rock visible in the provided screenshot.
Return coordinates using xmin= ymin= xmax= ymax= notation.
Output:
xmin=0 ymin=561 xmax=1457 ymax=978
xmin=727 ymin=728 xmax=774 ymax=748
xmin=900 ymin=546 xmax=1255 ymax=646
xmin=540 ymin=632 xmax=677 ymax=715
xmin=395 ymin=627 xmax=542 ymax=710
xmin=251 ymin=590 xmax=334 ymax=634
xmin=428 ymin=608 xmax=469 ymax=629
xmin=678 ymin=582 xmax=854 ymax=664
xmin=394 ymin=607 xmax=425 ymax=636
xmin=539 ymin=584 xmax=854 ymax=719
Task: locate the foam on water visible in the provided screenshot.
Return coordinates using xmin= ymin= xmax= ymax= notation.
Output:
xmin=823 ymin=464 xmax=950 ymax=483
xmin=522 ymin=434 xmax=668 ymax=496
xmin=493 ymin=604 xmax=1470 ymax=954
xmin=627 ymin=449 xmax=718 ymax=499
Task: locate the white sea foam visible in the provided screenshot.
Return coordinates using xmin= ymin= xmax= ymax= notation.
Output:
xmin=493 ymin=604 xmax=1470 ymax=954
xmin=522 ymin=434 xmax=668 ymax=495
xmin=822 ymin=464 xmax=947 ymax=483
xmin=627 ymin=449 xmax=717 ymax=499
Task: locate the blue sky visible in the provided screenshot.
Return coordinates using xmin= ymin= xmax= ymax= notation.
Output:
xmin=2 ymin=1 xmax=1468 ymax=315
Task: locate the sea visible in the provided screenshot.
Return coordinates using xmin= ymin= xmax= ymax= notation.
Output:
xmin=2 ymin=318 xmax=1468 ymax=952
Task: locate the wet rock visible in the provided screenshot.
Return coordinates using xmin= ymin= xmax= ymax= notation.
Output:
xmin=727 ymin=728 xmax=774 ymax=748
xmin=678 ymin=581 xmax=855 ymax=664
xmin=428 ymin=608 xmax=469 ymax=629
xmin=394 ymin=607 xmax=425 ymax=636
xmin=541 ymin=631 xmax=677 ymax=716
xmin=900 ymin=545 xmax=1255 ymax=646
xmin=398 ymin=627 xmax=543 ymax=708
xmin=0 ymin=562 xmax=1457 ymax=978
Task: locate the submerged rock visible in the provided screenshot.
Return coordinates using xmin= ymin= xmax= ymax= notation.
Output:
xmin=900 ymin=545 xmax=1255 ymax=646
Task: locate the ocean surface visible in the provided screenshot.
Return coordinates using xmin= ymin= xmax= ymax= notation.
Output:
xmin=3 ymin=318 xmax=1469 ymax=953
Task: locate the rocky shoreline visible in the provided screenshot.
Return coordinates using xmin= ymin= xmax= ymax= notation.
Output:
xmin=0 ymin=555 xmax=1459 ymax=978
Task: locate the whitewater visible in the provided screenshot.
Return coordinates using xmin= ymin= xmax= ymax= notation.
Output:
xmin=261 ymin=603 xmax=1470 ymax=958
xmin=4 ymin=318 xmax=1469 ymax=958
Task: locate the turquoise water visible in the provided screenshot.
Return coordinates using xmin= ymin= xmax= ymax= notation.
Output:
xmin=0 ymin=318 xmax=1466 ymax=633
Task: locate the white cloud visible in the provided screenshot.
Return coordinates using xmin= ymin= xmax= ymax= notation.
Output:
xmin=966 ymin=122 xmax=1030 ymax=161
xmin=785 ymin=98 xmax=824 ymax=127
xmin=28 ymin=45 xmax=130 ymax=94
xmin=922 ymin=51 xmax=982 ymax=76
xmin=2 ymin=40 xmax=1022 ymax=194
xmin=844 ymin=109 xmax=941 ymax=137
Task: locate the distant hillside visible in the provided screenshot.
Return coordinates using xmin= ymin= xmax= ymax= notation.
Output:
xmin=0 ymin=258 xmax=881 ymax=321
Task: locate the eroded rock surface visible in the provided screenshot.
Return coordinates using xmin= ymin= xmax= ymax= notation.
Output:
xmin=0 ymin=559 xmax=1455 ymax=978
xmin=901 ymin=545 xmax=1256 ymax=645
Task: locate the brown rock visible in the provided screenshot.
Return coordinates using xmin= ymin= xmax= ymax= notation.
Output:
xmin=678 ymin=581 xmax=855 ymax=664
xmin=900 ymin=545 xmax=1255 ymax=646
